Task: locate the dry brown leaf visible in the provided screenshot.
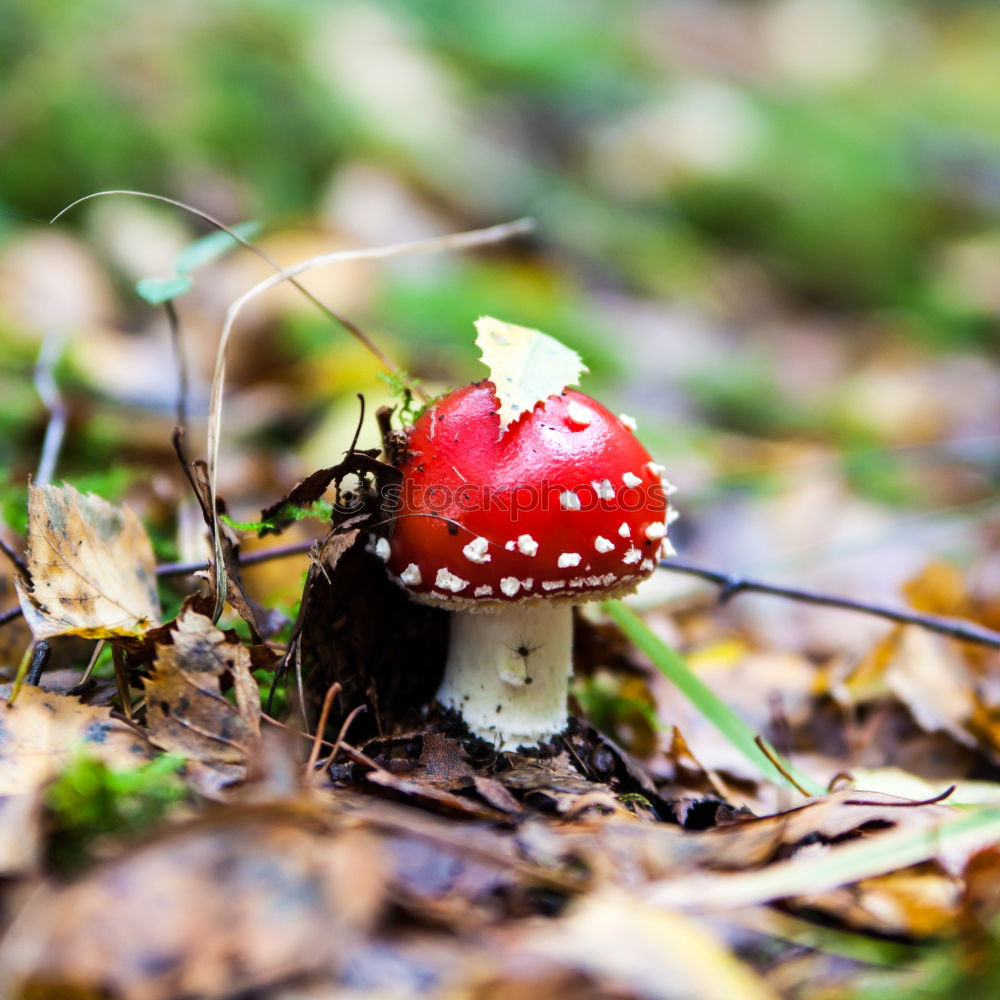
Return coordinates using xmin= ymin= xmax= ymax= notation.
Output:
xmin=0 ymin=686 xmax=152 ymax=795
xmin=365 ymin=768 xmax=507 ymax=821
xmin=143 ymin=609 xmax=261 ymax=770
xmin=841 ymin=624 xmax=978 ymax=752
xmin=0 ymin=806 xmax=384 ymax=1000
xmin=903 ymin=561 xmax=969 ymax=617
xmin=791 ymin=868 xmax=961 ymax=938
xmin=884 ymin=627 xmax=977 ymax=748
xmin=961 ymin=845 xmax=1000 ymax=929
xmin=15 ymin=483 xmax=160 ymax=641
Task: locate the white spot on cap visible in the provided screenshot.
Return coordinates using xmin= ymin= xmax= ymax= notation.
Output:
xmin=557 ymin=552 xmax=582 ymax=568
xmin=646 ymin=461 xmax=666 ymax=477
xmin=623 ymin=547 xmax=642 ymax=565
xmin=500 ymin=577 xmax=521 ymax=597
xmin=661 ymin=478 xmax=678 ymax=496
xmin=560 ymin=490 xmax=581 ymax=511
xmin=619 ymin=413 xmax=637 ymax=431
xmin=522 ymin=578 xmax=534 ymax=590
xmin=645 ymin=521 xmax=667 ymax=540
xmin=594 ymin=536 xmax=615 ymax=554
xmin=542 ymin=580 xmax=564 ymax=591
xmin=462 ymin=536 xmax=491 ymax=564
xmin=622 ymin=471 xmax=642 ymax=488
xmin=566 ymin=400 xmax=593 ymax=427
xmin=435 ymin=568 xmax=469 ymax=593
xmin=400 ymin=563 xmax=422 ymax=586
xmin=640 ymin=559 xmax=655 ymax=572
xmin=591 ymin=478 xmax=615 ymax=501
xmin=667 ymin=507 xmax=680 ymax=525
xmin=661 ymin=539 xmax=678 ymax=558
xmin=516 ymin=534 xmax=538 ymax=556
xmin=570 ymin=573 xmax=618 ymax=590
xmin=373 ymin=538 xmax=391 ymax=562
xmin=618 ymin=522 xmax=631 ymax=538
xmin=473 ymin=584 xmax=494 ymax=597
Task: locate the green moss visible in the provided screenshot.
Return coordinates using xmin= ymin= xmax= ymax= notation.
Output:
xmin=45 ymin=752 xmax=186 ymax=874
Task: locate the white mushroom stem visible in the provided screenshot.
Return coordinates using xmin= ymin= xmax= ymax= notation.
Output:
xmin=436 ymin=602 xmax=572 ymax=751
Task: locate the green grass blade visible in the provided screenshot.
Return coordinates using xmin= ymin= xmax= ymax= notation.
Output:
xmin=601 ymin=600 xmax=826 ymax=796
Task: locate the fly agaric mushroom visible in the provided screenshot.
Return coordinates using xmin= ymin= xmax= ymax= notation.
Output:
xmin=382 ymin=380 xmax=673 ymax=750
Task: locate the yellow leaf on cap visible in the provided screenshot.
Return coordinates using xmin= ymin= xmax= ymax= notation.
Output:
xmin=474 ymin=316 xmax=588 ymax=434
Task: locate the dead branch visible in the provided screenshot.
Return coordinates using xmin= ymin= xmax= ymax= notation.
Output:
xmin=661 ymin=557 xmax=1000 ymax=649
xmin=5 ymin=543 xmax=999 ymax=650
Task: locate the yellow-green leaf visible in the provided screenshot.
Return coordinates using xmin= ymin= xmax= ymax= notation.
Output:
xmin=474 ymin=316 xmax=588 ymax=434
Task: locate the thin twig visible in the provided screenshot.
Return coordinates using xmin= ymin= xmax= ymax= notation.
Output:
xmin=754 ymin=735 xmax=811 ymax=797
xmin=843 ymin=786 xmax=956 ymax=807
xmin=660 ymin=558 xmax=1000 ymax=649
xmin=67 ymin=639 xmax=105 ymax=696
xmin=33 ymin=331 xmax=68 ymax=486
xmin=260 ymin=710 xmax=339 ymax=752
xmin=0 ymin=537 xmax=27 ymax=579
xmin=330 ymin=739 xmax=386 ymax=774
xmin=25 ymin=640 xmax=50 ymax=687
xmin=305 ymin=681 xmax=341 ymax=777
xmin=329 ymin=704 xmax=368 ymax=768
xmin=156 ymin=539 xmax=315 ymax=577
xmin=0 ymin=607 xmax=22 ymax=627
xmin=112 ymin=645 xmax=132 ymax=721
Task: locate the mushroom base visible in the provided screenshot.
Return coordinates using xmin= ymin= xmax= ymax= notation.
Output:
xmin=436 ymin=602 xmax=572 ymax=751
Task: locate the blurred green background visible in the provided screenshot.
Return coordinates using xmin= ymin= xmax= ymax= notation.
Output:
xmin=0 ymin=0 xmax=998 ymax=627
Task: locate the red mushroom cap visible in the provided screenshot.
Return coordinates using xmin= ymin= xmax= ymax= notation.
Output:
xmin=382 ymin=381 xmax=671 ymax=607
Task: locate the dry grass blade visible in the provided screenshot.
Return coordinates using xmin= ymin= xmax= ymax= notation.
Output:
xmin=51 ymin=189 xmax=404 ymax=372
